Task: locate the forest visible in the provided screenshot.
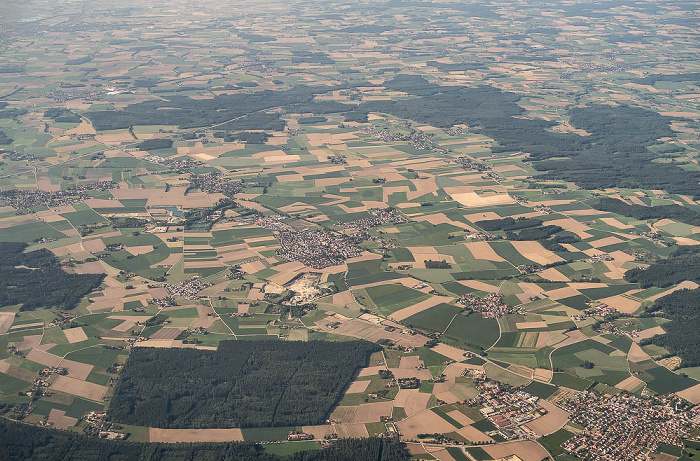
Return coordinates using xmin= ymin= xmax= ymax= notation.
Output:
xmin=109 ymin=340 xmax=380 ymax=428
xmin=79 ymin=74 xmax=699 ymax=196
xmin=350 ymin=76 xmax=699 ymax=197
xmin=591 ymin=197 xmax=700 ymax=226
xmin=0 ymin=242 xmax=104 ymax=311
xmin=136 ymin=138 xmax=173 ymax=150
xmin=625 ymin=246 xmax=700 ymax=288
xmin=0 ymin=417 xmax=408 ymax=461
xmin=475 ymin=217 xmax=543 ymax=231
xmin=642 ymin=288 xmax=700 ymax=367
xmin=85 ymin=85 xmax=344 ymax=130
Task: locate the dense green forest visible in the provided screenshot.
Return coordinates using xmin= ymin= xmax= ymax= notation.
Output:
xmin=642 ymin=288 xmax=700 ymax=368
xmin=0 ymin=242 xmax=104 ymax=311
xmin=0 ymin=418 xmax=408 ymax=461
xmin=0 ymin=129 xmax=12 ymax=144
xmin=136 ymin=138 xmax=173 ymax=150
xmin=109 ymin=340 xmax=380 ymax=428
xmin=625 ymin=246 xmax=700 ymax=288
xmin=85 ymin=85 xmax=343 ymax=130
xmin=592 ymin=197 xmax=700 ymax=226
xmin=350 ymin=76 xmax=699 ymax=197
xmin=475 ymin=217 xmax=542 ymax=231
xmin=44 ymin=108 xmax=82 ymax=123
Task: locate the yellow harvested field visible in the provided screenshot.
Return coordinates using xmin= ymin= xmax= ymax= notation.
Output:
xmin=533 ymin=368 xmax=553 ymax=381
xmin=524 ymin=400 xmax=569 ymax=436
xmin=646 ymin=281 xmax=699 ymax=302
xmin=149 ymin=428 xmax=243 ymax=443
xmin=0 ymin=313 xmax=15 ymax=335
xmin=332 ymin=290 xmax=355 ymax=305
xmin=397 ymin=410 xmax=458 ymax=439
xmin=600 ymin=217 xmax=633 ymax=229
xmin=431 ymin=343 xmax=470 ymax=362
xmin=448 ymin=191 xmax=513 ymax=207
xmin=26 ymin=349 xmax=63 ymax=367
xmin=351 ymin=401 xmax=393 ymax=423
xmin=82 ymin=238 xmax=107 ymax=253
xmin=616 ymin=376 xmax=645 ymax=392
xmin=48 ymin=408 xmax=78 ymax=430
xmin=430 ymin=449 xmax=458 ymax=461
xmin=330 ymin=406 xmax=357 ymax=423
xmin=599 ymin=294 xmax=641 ymax=314
xmin=345 ymin=380 xmax=370 ymax=394
xmin=627 ymin=343 xmax=651 ymax=362
xmin=11 ymin=335 xmax=42 ymax=351
xmin=516 ymin=321 xmax=548 ymax=330
xmin=634 ymin=326 xmax=665 ymax=342
xmin=589 ymin=236 xmax=625 ymax=248
xmin=446 ymin=410 xmax=474 ymax=426
xmin=401 ymin=390 xmax=432 ymax=416
xmin=51 ymin=375 xmax=108 ymax=401
xmin=545 ymin=218 xmax=593 ymax=239
xmin=463 ymin=241 xmax=505 ymax=262
xmin=125 ymin=245 xmax=154 ymax=256
xmin=510 ymin=241 xmax=564 ymax=266
xmin=390 ymin=296 xmax=454 ymax=321
xmin=483 ymin=441 xmax=549 ymax=461
xmin=554 ymin=330 xmax=588 ymax=349
xmin=677 ymin=383 xmax=700 ymax=405
xmin=110 ymin=316 xmax=143 ymax=332
xmin=63 ymin=327 xmax=88 ymax=343
xmin=460 ymin=280 xmax=500 ymax=293
xmin=457 ymin=425 xmax=493 ymax=444
xmin=538 ymin=267 xmax=569 ymax=282
xmin=544 ymin=286 xmax=581 ymax=300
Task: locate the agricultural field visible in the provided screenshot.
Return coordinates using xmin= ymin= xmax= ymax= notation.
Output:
xmin=0 ymin=0 xmax=699 ymax=460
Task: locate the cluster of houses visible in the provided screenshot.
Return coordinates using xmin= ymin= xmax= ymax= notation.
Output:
xmin=466 ymin=370 xmax=547 ymax=441
xmin=188 ymin=172 xmax=243 ymax=197
xmin=0 ymin=181 xmax=116 ymax=209
xmin=340 ymin=207 xmax=408 ymax=231
xmin=559 ymin=392 xmax=697 ymax=460
xmin=276 ymin=228 xmax=363 ymax=269
xmin=457 ymin=293 xmax=523 ymax=318
xmin=160 ymin=277 xmax=210 ymax=300
xmin=362 ymin=126 xmax=443 ymax=153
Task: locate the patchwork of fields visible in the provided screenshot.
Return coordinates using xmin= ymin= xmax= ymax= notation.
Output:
xmin=1 ymin=0 xmax=699 ymax=460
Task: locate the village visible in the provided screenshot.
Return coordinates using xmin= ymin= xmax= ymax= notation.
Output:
xmin=559 ymin=392 xmax=698 ymax=460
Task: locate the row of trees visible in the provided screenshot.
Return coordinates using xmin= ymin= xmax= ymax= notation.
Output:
xmin=592 ymin=197 xmax=700 ymax=227
xmin=0 ymin=417 xmax=408 ymax=461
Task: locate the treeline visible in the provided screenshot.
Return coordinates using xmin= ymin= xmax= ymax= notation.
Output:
xmin=0 ymin=129 xmax=12 ymax=144
xmin=625 ymin=246 xmax=700 ymax=288
xmin=44 ymin=108 xmax=81 ymax=123
xmin=0 ymin=242 xmax=104 ymax=311
xmin=85 ymin=85 xmax=341 ymax=130
xmin=475 ymin=217 xmax=542 ymax=232
xmin=214 ymin=132 xmax=271 ymax=144
xmin=642 ymin=288 xmax=700 ymax=367
xmin=424 ymin=259 xmax=451 ymax=269
xmin=507 ymin=225 xmax=563 ymax=242
xmin=136 ymin=138 xmax=173 ymax=150
xmin=592 ymin=197 xmax=700 ymax=226
xmin=109 ymin=340 xmax=380 ymax=428
xmin=474 ymin=216 xmax=576 ymax=251
xmin=0 ymin=417 xmax=409 ymax=461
